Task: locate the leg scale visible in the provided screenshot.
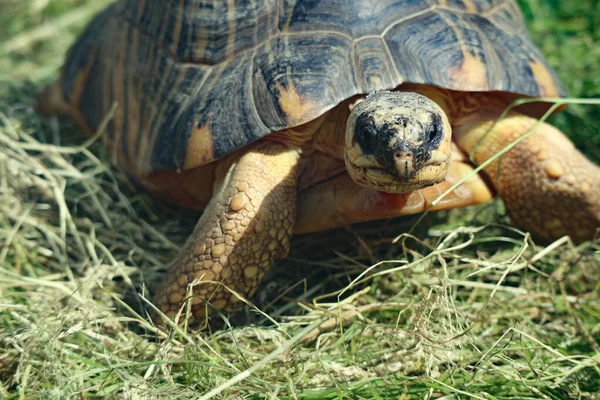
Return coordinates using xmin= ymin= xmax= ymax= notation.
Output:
xmin=154 ymin=143 xmax=299 ymax=322
xmin=455 ymin=112 xmax=600 ymax=243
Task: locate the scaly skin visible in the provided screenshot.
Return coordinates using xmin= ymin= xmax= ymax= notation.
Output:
xmin=153 ymin=143 xmax=300 ymax=323
xmin=454 ymin=111 xmax=600 ymax=243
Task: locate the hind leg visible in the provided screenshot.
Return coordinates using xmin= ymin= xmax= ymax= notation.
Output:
xmin=36 ymin=81 xmax=71 ymax=117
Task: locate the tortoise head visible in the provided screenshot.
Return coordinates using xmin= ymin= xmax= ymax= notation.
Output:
xmin=344 ymin=91 xmax=452 ymax=194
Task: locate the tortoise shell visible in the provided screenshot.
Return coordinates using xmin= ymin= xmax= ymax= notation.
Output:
xmin=58 ymin=0 xmax=565 ymax=177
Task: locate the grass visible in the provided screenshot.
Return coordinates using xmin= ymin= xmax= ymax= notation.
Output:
xmin=1 ymin=0 xmax=599 ymax=398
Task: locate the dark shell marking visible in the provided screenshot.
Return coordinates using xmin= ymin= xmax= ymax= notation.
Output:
xmin=57 ymin=0 xmax=565 ymax=177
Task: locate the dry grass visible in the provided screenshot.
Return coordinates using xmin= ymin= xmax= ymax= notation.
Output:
xmin=1 ymin=0 xmax=599 ymax=398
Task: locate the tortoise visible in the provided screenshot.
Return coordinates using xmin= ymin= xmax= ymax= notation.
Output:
xmin=37 ymin=0 xmax=600 ymax=322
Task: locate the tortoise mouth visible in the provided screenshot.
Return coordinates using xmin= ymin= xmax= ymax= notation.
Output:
xmin=345 ymin=153 xmax=451 ymax=194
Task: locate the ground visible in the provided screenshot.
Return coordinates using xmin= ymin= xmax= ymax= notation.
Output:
xmin=0 ymin=0 xmax=599 ymax=398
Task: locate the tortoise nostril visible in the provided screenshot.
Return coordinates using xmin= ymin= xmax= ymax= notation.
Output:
xmin=394 ymin=151 xmax=411 ymax=159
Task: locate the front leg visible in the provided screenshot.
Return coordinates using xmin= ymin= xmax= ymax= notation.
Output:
xmin=454 ymin=111 xmax=600 ymax=243
xmin=153 ymin=143 xmax=300 ymax=322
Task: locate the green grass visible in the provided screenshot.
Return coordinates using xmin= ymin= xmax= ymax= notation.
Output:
xmin=1 ymin=0 xmax=599 ymax=398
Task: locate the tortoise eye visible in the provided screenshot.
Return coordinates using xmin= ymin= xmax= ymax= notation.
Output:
xmin=354 ymin=114 xmax=378 ymax=153
xmin=427 ymin=114 xmax=444 ymax=147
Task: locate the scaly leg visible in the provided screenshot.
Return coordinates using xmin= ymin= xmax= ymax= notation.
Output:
xmin=454 ymin=112 xmax=600 ymax=243
xmin=36 ymin=81 xmax=73 ymax=117
xmin=153 ymin=143 xmax=300 ymax=322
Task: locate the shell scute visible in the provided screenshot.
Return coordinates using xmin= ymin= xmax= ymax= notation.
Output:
xmin=55 ymin=0 xmax=565 ymax=177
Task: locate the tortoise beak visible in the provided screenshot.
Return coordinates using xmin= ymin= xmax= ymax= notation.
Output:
xmin=393 ymin=150 xmax=415 ymax=178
